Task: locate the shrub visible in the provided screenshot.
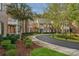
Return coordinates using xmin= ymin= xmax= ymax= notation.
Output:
xmin=3 ymin=44 xmax=16 ymax=50
xmin=55 ymin=33 xmax=79 ymax=40
xmin=3 ymin=34 xmax=19 ymax=44
xmin=1 ymin=40 xmax=11 ymax=46
xmin=0 ymin=35 xmax=3 ymax=41
xmin=5 ymin=49 xmax=17 ymax=56
xmin=24 ymin=37 xmax=32 ymax=48
xmin=10 ymin=35 xmax=19 ymax=44
xmin=1 ymin=40 xmax=16 ymax=50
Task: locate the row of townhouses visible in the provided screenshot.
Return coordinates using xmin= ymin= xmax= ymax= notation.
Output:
xmin=1 ymin=3 xmax=78 ymax=37
xmin=0 ymin=3 xmax=53 ymax=37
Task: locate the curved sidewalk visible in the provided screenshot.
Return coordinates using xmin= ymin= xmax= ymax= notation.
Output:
xmin=30 ymin=34 xmax=79 ymax=56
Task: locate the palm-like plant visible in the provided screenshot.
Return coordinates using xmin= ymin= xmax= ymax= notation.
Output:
xmin=6 ymin=3 xmax=33 ymax=40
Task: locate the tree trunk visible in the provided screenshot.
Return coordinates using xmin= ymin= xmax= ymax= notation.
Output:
xmin=19 ymin=20 xmax=23 ymax=40
xmin=25 ymin=20 xmax=28 ymax=32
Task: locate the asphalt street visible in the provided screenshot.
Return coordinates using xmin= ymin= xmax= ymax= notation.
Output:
xmin=36 ymin=35 xmax=79 ymax=50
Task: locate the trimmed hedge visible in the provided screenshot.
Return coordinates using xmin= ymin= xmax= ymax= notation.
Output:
xmin=3 ymin=44 xmax=16 ymax=50
xmin=1 ymin=40 xmax=11 ymax=45
xmin=23 ymin=32 xmax=53 ymax=36
xmin=54 ymin=33 xmax=79 ymax=40
xmin=24 ymin=37 xmax=32 ymax=48
xmin=3 ymin=34 xmax=19 ymax=44
xmin=5 ymin=49 xmax=17 ymax=56
xmin=1 ymin=40 xmax=16 ymax=50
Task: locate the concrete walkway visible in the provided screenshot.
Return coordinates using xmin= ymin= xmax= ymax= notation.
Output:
xmin=30 ymin=34 xmax=79 ymax=56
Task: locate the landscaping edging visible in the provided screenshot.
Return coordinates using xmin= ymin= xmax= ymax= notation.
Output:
xmin=30 ymin=34 xmax=79 ymax=56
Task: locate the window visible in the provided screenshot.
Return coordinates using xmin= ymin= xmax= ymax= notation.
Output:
xmin=0 ymin=4 xmax=6 ymax=11
xmin=0 ymin=3 xmax=2 ymax=11
xmin=0 ymin=22 xmax=2 ymax=34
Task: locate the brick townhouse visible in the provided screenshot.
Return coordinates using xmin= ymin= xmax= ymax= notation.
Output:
xmin=0 ymin=3 xmax=20 ymax=37
xmin=0 ymin=3 xmax=53 ymax=37
xmin=1 ymin=3 xmax=78 ymax=37
xmin=0 ymin=4 xmax=32 ymax=37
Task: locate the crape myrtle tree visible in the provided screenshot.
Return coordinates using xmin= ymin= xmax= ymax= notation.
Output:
xmin=43 ymin=4 xmax=62 ymax=33
xmin=6 ymin=3 xmax=33 ymax=40
xmin=44 ymin=3 xmax=79 ymax=33
xmin=58 ymin=4 xmax=79 ymax=36
xmin=66 ymin=4 xmax=79 ymax=38
xmin=66 ymin=4 xmax=79 ymax=32
xmin=43 ymin=3 xmax=79 ymax=39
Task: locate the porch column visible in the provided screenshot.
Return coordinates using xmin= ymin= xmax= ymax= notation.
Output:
xmin=16 ymin=25 xmax=19 ymax=34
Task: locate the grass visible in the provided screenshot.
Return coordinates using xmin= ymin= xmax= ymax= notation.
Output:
xmin=31 ymin=48 xmax=67 ymax=56
xmin=50 ymin=33 xmax=79 ymax=43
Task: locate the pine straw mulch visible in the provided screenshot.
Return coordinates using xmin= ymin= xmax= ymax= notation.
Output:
xmin=0 ymin=40 xmax=41 ymax=56
xmin=16 ymin=40 xmax=42 ymax=56
xmin=0 ymin=46 xmax=5 ymax=56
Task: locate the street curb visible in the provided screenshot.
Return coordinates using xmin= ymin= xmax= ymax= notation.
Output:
xmin=30 ymin=34 xmax=79 ymax=56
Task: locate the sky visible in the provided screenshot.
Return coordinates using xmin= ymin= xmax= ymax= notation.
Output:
xmin=27 ymin=3 xmax=48 ymax=14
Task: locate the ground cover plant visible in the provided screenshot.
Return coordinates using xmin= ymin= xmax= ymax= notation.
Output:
xmin=24 ymin=37 xmax=32 ymax=48
xmin=0 ymin=35 xmax=18 ymax=55
xmin=50 ymin=33 xmax=79 ymax=43
xmin=5 ymin=49 xmax=17 ymax=56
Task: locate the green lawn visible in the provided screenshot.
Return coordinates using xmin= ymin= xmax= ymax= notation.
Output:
xmin=50 ymin=33 xmax=79 ymax=43
xmin=31 ymin=48 xmax=67 ymax=56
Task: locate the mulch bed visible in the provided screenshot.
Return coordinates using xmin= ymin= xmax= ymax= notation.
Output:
xmin=16 ymin=40 xmax=42 ymax=56
xmin=0 ymin=47 xmax=5 ymax=56
xmin=16 ymin=40 xmax=27 ymax=56
xmin=0 ymin=40 xmax=41 ymax=56
xmin=25 ymin=43 xmax=42 ymax=56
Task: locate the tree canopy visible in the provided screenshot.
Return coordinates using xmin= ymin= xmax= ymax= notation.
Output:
xmin=6 ymin=3 xmax=33 ymax=21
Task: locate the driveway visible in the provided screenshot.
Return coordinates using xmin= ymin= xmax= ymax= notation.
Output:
xmin=36 ymin=35 xmax=79 ymax=50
